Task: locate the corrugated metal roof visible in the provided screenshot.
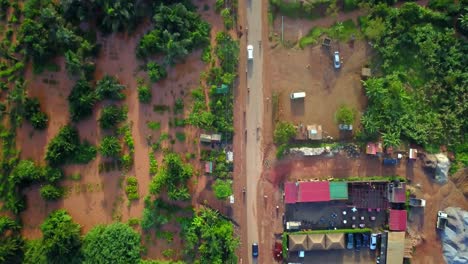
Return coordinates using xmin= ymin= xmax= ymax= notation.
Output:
xmin=329 ymin=182 xmax=348 ymax=200
xmin=389 ymin=210 xmax=407 ymax=231
xmin=298 ymin=182 xmax=330 ymax=202
xmin=389 ymin=182 xmax=406 ymax=203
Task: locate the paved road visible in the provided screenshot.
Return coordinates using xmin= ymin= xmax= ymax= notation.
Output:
xmin=245 ymin=0 xmax=263 ymax=263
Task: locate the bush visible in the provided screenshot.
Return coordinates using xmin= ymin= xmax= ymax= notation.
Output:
xmin=175 ymin=132 xmax=186 ymax=142
xmin=274 ymin=121 xmax=296 ymax=145
xmin=24 ymin=97 xmax=48 ymax=129
xmin=335 ymin=105 xmax=355 ymax=125
xmin=213 ymin=179 xmax=232 ymax=199
xmin=45 ymin=126 xmax=79 ymax=166
xmin=68 ymin=80 xmax=97 ymax=122
xmin=99 ymin=136 xmax=122 ymax=157
xmin=174 ymin=98 xmax=184 ymax=114
xmin=147 ymin=121 xmax=161 ymax=131
xmin=149 ymin=153 xmax=158 ymax=176
xmin=137 ymin=83 xmax=152 ymax=103
xmin=125 ymin=176 xmax=139 ymax=201
xmin=40 ymin=184 xmax=64 ymax=200
xmin=147 ymin=62 xmax=167 ymax=83
xmin=99 ymin=105 xmax=127 ymax=129
xmin=95 ymin=75 xmax=125 ymax=100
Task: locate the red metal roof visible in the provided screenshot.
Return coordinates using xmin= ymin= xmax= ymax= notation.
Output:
xmin=298 ymin=181 xmax=330 ymax=202
xmin=389 ymin=210 xmax=407 ymax=231
xmin=285 ymin=182 xmax=298 ymax=204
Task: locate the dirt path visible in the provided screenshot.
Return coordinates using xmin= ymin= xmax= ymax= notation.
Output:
xmin=245 ymin=0 xmax=265 ymax=262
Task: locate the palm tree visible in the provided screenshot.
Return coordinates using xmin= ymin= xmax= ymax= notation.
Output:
xmin=382 ymin=130 xmax=401 ymax=148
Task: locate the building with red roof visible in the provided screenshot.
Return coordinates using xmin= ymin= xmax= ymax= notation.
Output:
xmin=388 ymin=182 xmax=406 ymax=203
xmin=285 ymin=182 xmax=298 ymax=204
xmin=389 ymin=209 xmax=407 ymax=231
xmin=299 ymin=181 xmax=330 ymax=202
xmin=285 ymin=181 xmax=331 ymax=204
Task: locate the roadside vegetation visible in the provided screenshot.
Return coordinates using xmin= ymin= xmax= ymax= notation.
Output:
xmin=0 ymin=0 xmax=240 ymax=262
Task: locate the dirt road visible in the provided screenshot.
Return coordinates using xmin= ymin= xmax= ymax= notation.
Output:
xmin=245 ymin=0 xmax=264 ymax=262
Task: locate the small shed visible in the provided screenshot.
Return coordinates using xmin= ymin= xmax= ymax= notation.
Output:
xmin=409 ymin=149 xmax=418 ymax=159
xmin=307 ymin=124 xmax=323 ymax=140
xmin=211 ymin=134 xmax=222 ymax=142
xmin=215 ymin=84 xmax=229 ymax=94
xmin=226 ymin=151 xmax=233 ymax=163
xmin=200 ymin=134 xmax=212 ymax=143
xmin=329 ymin=182 xmax=348 ymax=200
xmin=205 ymin=161 xmax=213 ymax=174
xmin=361 ymin=67 xmax=372 ymax=78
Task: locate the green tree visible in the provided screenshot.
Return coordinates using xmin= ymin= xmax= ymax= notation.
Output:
xmin=183 ymin=208 xmax=238 ymax=263
xmin=335 ymin=105 xmax=355 ymax=125
xmin=149 ymin=152 xmax=193 ymax=201
xmin=99 ymin=105 xmax=127 ymax=129
xmin=82 ymin=223 xmax=141 ymax=264
xmin=274 ymin=121 xmax=296 ymax=145
xmin=99 ymin=136 xmax=122 ymax=157
xmin=137 ymin=82 xmax=152 ymax=103
xmin=0 ymin=216 xmax=24 ymax=264
xmin=23 ymin=240 xmax=47 ymax=264
xmin=97 ymin=0 xmax=141 ymax=33
xmin=212 ymin=179 xmax=232 ymax=200
xmin=147 ymin=62 xmax=167 ymax=82
xmin=40 ymin=210 xmax=82 ymax=264
xmin=40 ymin=184 xmax=64 ymax=200
xmin=68 ymin=79 xmax=97 ymax=121
xmin=9 ymin=160 xmax=43 ymax=185
xmin=45 ymin=126 xmax=80 ymax=166
xmin=95 ymin=75 xmax=125 ymax=100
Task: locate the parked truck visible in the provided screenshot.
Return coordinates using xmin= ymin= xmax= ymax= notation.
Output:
xmin=409 ymin=198 xmax=426 ymax=207
xmin=436 ymin=211 xmax=448 ymax=230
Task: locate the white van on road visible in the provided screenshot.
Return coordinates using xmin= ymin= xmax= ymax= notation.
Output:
xmin=247 ymin=45 xmax=253 ymax=60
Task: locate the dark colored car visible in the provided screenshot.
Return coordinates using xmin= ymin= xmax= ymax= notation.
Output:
xmin=346 ymin=233 xmax=354 ymax=249
xmin=383 ymin=158 xmax=398 ymax=165
xmin=252 ymin=243 xmax=258 ymax=258
xmin=362 ymin=233 xmax=370 ymax=247
xmin=354 ymin=233 xmax=362 ymax=251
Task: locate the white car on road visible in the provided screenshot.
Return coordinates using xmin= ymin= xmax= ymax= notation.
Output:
xmin=370 ymin=233 xmax=378 ymax=250
xmin=247 ymin=45 xmax=253 ymax=60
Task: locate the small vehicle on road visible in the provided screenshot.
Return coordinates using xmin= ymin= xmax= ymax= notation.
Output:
xmin=247 ymin=45 xmax=253 ymax=60
xmin=370 ymin=233 xmax=378 ymax=250
xmin=252 ymin=243 xmax=259 ymax=257
xmin=409 ymin=198 xmax=426 ymax=207
xmin=346 ymin=233 xmax=354 ymax=249
xmin=334 ymin=51 xmax=341 ymax=69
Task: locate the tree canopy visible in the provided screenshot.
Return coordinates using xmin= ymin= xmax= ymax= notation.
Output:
xmin=274 ymin=121 xmax=296 ymax=145
xmin=0 ymin=216 xmax=23 ymax=264
xmin=82 ymin=222 xmax=141 ymax=264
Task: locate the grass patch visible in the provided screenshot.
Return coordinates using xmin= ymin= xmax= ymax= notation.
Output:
xmin=69 ymin=173 xmax=81 ymax=181
xmin=270 ymin=0 xmax=326 ymax=19
xmin=147 ymin=121 xmax=161 ymax=131
xmin=299 ymin=19 xmax=361 ymax=48
xmin=175 ymin=132 xmax=186 ymax=142
xmin=153 ymin=104 xmax=170 ymax=113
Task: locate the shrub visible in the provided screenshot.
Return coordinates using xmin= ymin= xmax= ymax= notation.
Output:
xmin=99 ymin=105 xmax=127 ymax=129
xmin=147 ymin=121 xmax=161 ymax=131
xmin=147 ymin=62 xmax=167 ymax=83
xmin=221 ymin=8 xmax=233 ymax=29
xmin=99 ymin=136 xmax=122 ymax=157
xmin=68 ymin=80 xmax=97 ymax=121
xmin=40 ymin=184 xmax=64 ymax=200
xmin=174 ymin=98 xmax=184 ymax=114
xmin=95 ymin=75 xmax=125 ymax=100
xmin=335 ymin=105 xmax=355 ymax=125
xmin=149 ymin=153 xmax=158 ymax=176
xmin=30 ymin=112 xmax=48 ymax=129
xmin=125 ymin=176 xmax=139 ymax=201
xmin=137 ymin=83 xmax=152 ymax=103
xmin=24 ymin=97 xmax=48 ymax=129
xmin=45 ymin=126 xmax=79 ymax=166
xmin=175 ymin=132 xmax=186 ymax=142
xmin=274 ymin=121 xmax=296 ymax=145
xmin=212 ymin=179 xmax=232 ymax=199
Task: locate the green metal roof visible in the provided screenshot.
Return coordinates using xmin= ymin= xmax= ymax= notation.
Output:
xmin=215 ymin=84 xmax=229 ymax=94
xmin=329 ymin=182 xmax=348 ymax=200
